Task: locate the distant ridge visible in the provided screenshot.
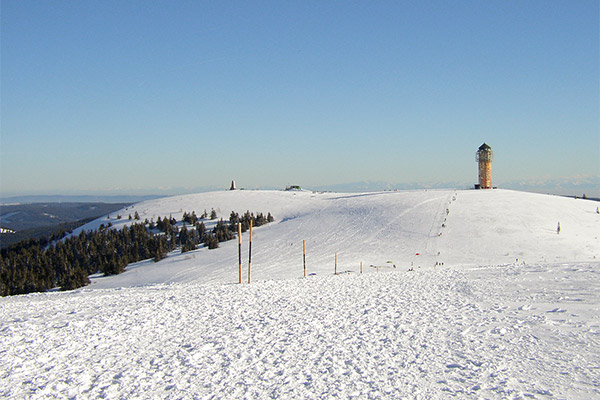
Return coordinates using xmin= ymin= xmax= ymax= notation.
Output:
xmin=309 ymin=176 xmax=600 ymax=197
xmin=1 ymin=194 xmax=164 ymax=204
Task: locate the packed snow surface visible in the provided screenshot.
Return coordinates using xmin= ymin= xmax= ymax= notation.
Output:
xmin=1 ymin=189 xmax=599 ymax=398
xmin=2 ymin=264 xmax=599 ymax=399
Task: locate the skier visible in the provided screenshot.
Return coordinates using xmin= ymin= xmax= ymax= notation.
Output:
xmin=557 ymin=222 xmax=561 ymax=234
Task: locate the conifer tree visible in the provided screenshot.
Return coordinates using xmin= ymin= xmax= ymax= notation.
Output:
xmin=195 ymin=221 xmax=206 ymax=242
xmin=179 ymin=224 xmax=189 ymax=247
xmin=204 ymin=233 xmax=219 ymax=249
xmin=229 ymin=211 xmax=240 ymax=231
xmin=153 ymin=236 xmax=168 ymax=262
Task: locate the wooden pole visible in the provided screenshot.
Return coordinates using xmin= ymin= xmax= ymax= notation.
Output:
xmin=303 ymin=240 xmax=306 ymax=277
xmin=335 ymin=253 xmax=337 ymax=275
xmin=238 ymin=223 xmax=242 ymax=284
xmin=248 ymin=220 xmax=253 ymax=283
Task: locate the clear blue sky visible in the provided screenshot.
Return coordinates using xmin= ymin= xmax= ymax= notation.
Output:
xmin=1 ymin=0 xmax=598 ymax=196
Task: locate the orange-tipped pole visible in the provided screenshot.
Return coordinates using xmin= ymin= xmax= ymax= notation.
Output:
xmin=303 ymin=240 xmax=306 ymax=277
xmin=238 ymin=223 xmax=242 ymax=284
xmin=248 ymin=220 xmax=253 ymax=283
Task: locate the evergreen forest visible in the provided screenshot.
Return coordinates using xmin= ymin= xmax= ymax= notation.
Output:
xmin=0 ymin=210 xmax=273 ymax=296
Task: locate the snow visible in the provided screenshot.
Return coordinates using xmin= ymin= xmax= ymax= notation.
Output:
xmin=1 ymin=189 xmax=599 ymax=398
xmin=72 ymin=189 xmax=598 ymax=288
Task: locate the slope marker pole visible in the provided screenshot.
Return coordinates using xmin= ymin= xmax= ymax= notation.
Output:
xmin=360 ymin=261 xmax=363 ymax=274
xmin=248 ymin=220 xmax=253 ymax=283
xmin=335 ymin=253 xmax=337 ymax=275
xmin=303 ymin=240 xmax=306 ymax=277
xmin=238 ymin=223 xmax=242 ymax=284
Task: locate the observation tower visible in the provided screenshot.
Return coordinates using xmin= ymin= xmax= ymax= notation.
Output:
xmin=475 ymin=143 xmax=493 ymax=189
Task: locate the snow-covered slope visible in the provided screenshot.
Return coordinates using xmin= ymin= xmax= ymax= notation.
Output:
xmin=1 ymin=262 xmax=599 ymax=398
xmin=71 ymin=189 xmax=598 ymax=289
xmin=2 ymin=189 xmax=599 ymax=399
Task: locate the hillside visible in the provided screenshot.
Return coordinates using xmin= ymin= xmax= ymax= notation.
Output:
xmin=2 ymin=189 xmax=599 ymax=399
xmin=0 ymin=202 xmax=129 ymax=248
xmin=0 ymin=202 xmax=130 ymax=232
xmin=68 ymin=188 xmax=599 ymax=289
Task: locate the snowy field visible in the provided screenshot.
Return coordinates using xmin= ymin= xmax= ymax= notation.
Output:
xmin=1 ymin=189 xmax=599 ymax=399
xmin=76 ymin=189 xmax=599 ymax=288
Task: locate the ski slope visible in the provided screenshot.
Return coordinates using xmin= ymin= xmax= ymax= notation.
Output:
xmin=70 ymin=188 xmax=598 ymax=289
xmin=1 ymin=189 xmax=599 ymax=399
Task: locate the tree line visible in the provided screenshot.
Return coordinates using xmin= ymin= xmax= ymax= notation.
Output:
xmin=0 ymin=210 xmax=273 ymax=296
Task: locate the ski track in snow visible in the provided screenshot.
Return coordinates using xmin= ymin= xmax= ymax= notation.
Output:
xmin=1 ymin=189 xmax=599 ymax=399
xmin=1 ymin=264 xmax=599 ymax=399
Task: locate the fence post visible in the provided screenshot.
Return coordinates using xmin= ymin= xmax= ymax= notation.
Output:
xmin=238 ymin=223 xmax=242 ymax=284
xmin=248 ymin=220 xmax=253 ymax=283
xmin=303 ymin=240 xmax=306 ymax=277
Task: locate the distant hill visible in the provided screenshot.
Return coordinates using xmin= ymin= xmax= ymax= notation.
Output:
xmin=1 ymin=194 xmax=162 ymax=204
xmin=72 ymin=188 xmax=599 ymax=290
xmin=0 ymin=202 xmax=130 ymax=248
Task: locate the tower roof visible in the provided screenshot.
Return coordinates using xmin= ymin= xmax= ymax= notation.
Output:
xmin=478 ymin=143 xmax=492 ymax=151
